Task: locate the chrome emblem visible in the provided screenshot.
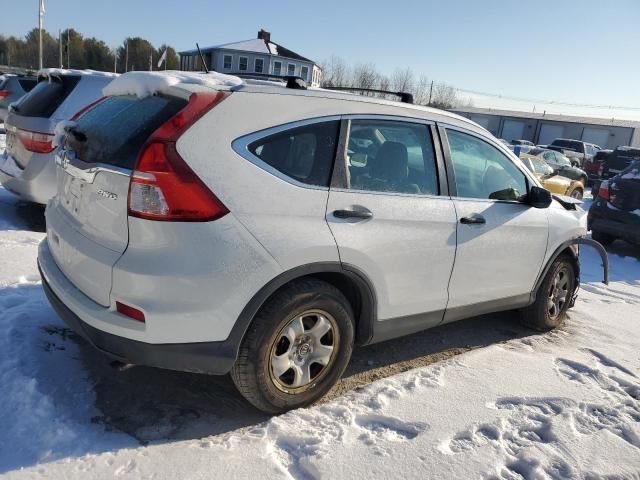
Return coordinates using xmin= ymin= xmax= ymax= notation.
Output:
xmin=96 ymin=189 xmax=118 ymax=200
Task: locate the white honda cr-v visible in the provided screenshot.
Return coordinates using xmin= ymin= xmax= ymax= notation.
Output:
xmin=38 ymin=71 xmax=607 ymax=413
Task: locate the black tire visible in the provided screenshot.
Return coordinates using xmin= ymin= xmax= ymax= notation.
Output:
xmin=520 ymin=255 xmax=576 ymax=332
xmin=230 ymin=279 xmax=354 ymax=414
xmin=569 ymin=187 xmax=583 ymax=200
xmin=591 ymin=230 xmax=614 ymax=246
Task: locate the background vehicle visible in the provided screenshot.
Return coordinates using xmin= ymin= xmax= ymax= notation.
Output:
xmin=39 ymin=72 xmax=590 ymax=414
xmin=548 ymin=138 xmax=601 ymax=167
xmin=0 ymin=69 xmax=116 ymax=204
xmin=520 ymin=155 xmax=585 ymax=199
xmin=588 ymin=160 xmax=640 ymax=246
xmin=521 ymin=147 xmax=587 ymax=185
xmin=511 ymin=139 xmax=534 ymax=146
xmin=600 ymin=146 xmax=640 ymax=180
xmin=584 ymin=148 xmax=611 ymax=183
xmin=0 ymin=74 xmax=37 ymax=122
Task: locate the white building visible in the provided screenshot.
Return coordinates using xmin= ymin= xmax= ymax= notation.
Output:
xmin=179 ymin=30 xmax=322 ymax=87
xmin=451 ymin=106 xmax=640 ymax=149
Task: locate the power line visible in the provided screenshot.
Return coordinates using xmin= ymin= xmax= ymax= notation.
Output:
xmin=450 ymin=85 xmax=640 ymax=111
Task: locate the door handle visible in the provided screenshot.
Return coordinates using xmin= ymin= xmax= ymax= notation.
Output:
xmin=333 ymin=209 xmax=373 ymax=220
xmin=460 ymin=214 xmax=486 ymax=225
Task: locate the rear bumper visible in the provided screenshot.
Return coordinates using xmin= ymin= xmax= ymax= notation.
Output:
xmin=588 ymin=201 xmax=640 ymax=245
xmin=38 ymin=240 xmax=237 ymax=375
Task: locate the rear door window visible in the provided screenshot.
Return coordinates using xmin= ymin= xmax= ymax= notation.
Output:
xmin=11 ymin=75 xmax=80 ymax=118
xmin=248 ymin=121 xmax=340 ymax=187
xmin=66 ymin=94 xmax=188 ymax=169
xmin=347 ymin=119 xmax=439 ymax=195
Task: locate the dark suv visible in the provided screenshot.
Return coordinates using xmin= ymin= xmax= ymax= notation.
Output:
xmin=588 ymin=160 xmax=640 ymax=247
xmin=584 ymin=149 xmax=611 ymax=183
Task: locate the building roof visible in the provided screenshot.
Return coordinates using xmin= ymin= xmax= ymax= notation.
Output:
xmin=451 ymin=106 xmax=640 ymax=129
xmin=179 ymin=38 xmax=314 ymax=63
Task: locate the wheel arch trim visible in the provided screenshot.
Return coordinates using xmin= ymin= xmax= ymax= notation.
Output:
xmin=228 ymin=262 xmax=378 ymax=361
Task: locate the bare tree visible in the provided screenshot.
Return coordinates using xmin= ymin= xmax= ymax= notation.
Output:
xmin=413 ymin=74 xmax=430 ymax=105
xmin=431 ymin=83 xmax=459 ymax=109
xmin=391 ymin=67 xmax=414 ymax=93
xmin=351 ymin=62 xmax=379 ymax=93
xmin=320 ymin=55 xmax=349 ymax=87
xmin=377 ymin=74 xmax=391 ymax=99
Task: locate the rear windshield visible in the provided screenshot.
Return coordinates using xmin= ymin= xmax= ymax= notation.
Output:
xmin=18 ymin=78 xmax=37 ymax=92
xmin=550 ymin=139 xmax=580 ymax=151
xmin=11 ymin=75 xmax=80 ymax=118
xmin=67 ymin=94 xmax=188 ymax=169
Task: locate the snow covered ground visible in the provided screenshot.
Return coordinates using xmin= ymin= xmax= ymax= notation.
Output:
xmin=0 ymin=127 xmax=639 ymax=478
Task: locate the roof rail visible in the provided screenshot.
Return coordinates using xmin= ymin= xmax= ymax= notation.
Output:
xmin=232 ymin=72 xmax=307 ymax=90
xmin=327 ymin=86 xmax=414 ymax=104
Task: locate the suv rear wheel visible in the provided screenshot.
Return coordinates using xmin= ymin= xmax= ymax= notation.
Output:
xmin=520 ymin=255 xmax=576 ymax=331
xmin=231 ymin=279 xmax=354 ymax=413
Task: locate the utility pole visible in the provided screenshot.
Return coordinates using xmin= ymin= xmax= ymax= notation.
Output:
xmin=125 ymin=41 xmax=129 ymax=72
xmin=58 ymin=29 xmax=63 ymax=67
xmin=66 ymin=29 xmax=70 ymax=68
xmin=428 ymin=80 xmax=434 ymax=106
xmin=38 ymin=0 xmax=44 ymax=70
xmin=113 ymin=49 xmax=117 ymax=73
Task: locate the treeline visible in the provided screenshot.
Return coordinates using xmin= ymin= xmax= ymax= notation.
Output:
xmin=0 ymin=28 xmax=179 ymax=73
xmin=321 ymin=55 xmax=468 ymax=109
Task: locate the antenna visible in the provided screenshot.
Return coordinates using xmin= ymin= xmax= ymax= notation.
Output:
xmin=196 ymin=43 xmax=209 ymax=73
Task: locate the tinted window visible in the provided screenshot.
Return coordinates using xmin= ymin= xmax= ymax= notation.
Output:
xmin=18 ymin=78 xmax=37 ymax=92
xmin=11 ymin=75 xmax=80 ymax=118
xmin=551 ymin=139 xmax=580 ymax=151
xmin=348 ymin=120 xmax=438 ymax=195
xmin=66 ymin=94 xmax=187 ymax=169
xmin=248 ymin=121 xmax=340 ymax=187
xmin=447 ymin=129 xmax=528 ymax=201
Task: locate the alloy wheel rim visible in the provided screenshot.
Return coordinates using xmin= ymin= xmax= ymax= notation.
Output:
xmin=269 ymin=309 xmax=339 ymax=393
xmin=548 ymin=267 xmax=570 ymax=319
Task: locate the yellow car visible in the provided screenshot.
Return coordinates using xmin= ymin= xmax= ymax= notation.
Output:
xmin=520 ymin=154 xmax=584 ymax=199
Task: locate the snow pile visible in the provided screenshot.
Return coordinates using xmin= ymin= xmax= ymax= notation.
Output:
xmin=52 ymin=120 xmax=77 ymax=148
xmin=103 ymin=70 xmax=243 ymax=98
xmin=620 ymin=166 xmax=640 ymax=180
xmin=38 ymin=68 xmax=118 ymax=79
xmin=0 ymin=184 xmax=639 ymax=478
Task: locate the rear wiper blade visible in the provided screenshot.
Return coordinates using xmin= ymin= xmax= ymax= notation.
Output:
xmin=67 ymin=127 xmax=87 ymax=143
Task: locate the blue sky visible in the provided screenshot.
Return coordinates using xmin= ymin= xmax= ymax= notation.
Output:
xmin=2 ymin=0 xmax=639 ymax=117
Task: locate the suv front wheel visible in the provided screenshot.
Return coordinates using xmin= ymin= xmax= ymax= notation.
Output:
xmin=231 ymin=279 xmax=355 ymax=413
xmin=520 ymin=255 xmax=576 ymax=331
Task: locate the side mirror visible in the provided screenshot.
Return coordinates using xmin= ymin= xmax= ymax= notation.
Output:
xmin=528 ymin=186 xmax=552 ymax=208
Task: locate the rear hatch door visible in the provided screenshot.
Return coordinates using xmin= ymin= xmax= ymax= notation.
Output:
xmin=48 ymin=93 xmax=188 ymax=306
xmin=5 ymin=74 xmax=80 ymax=168
xmin=609 ymin=162 xmax=640 ymax=211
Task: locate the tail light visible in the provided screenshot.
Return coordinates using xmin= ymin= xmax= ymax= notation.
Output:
xmin=17 ymin=129 xmax=55 ymax=153
xmin=598 ymin=181 xmax=610 ymax=201
xmin=0 ymin=90 xmax=11 ymax=99
xmin=128 ymin=91 xmax=230 ymax=222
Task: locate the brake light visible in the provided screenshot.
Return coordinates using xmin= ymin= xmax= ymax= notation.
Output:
xmin=598 ymin=181 xmax=610 ymax=201
xmin=116 ymin=301 xmax=146 ymax=322
xmin=0 ymin=90 xmax=10 ymax=99
xmin=128 ymin=91 xmax=230 ymax=222
xmin=17 ymin=129 xmax=55 ymax=153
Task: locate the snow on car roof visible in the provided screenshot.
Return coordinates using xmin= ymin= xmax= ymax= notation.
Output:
xmin=37 ymin=68 xmax=119 ymax=78
xmin=102 ymin=70 xmax=243 ymax=98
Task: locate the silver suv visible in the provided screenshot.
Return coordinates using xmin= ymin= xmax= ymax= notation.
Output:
xmin=0 ymin=69 xmax=116 ymax=204
xmin=38 ymin=72 xmax=607 ymax=413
